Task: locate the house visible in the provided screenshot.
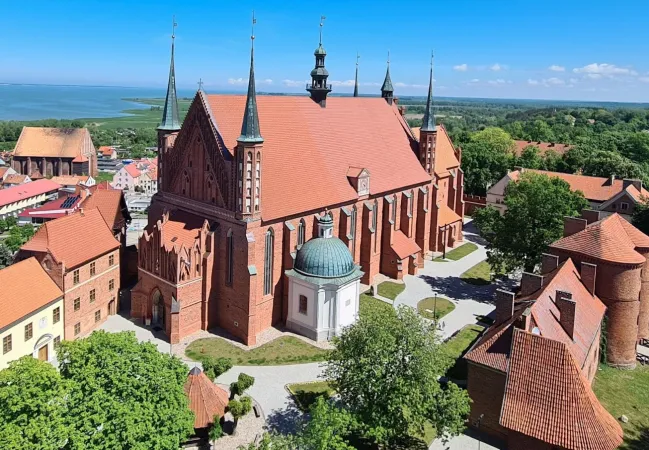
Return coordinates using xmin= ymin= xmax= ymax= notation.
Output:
xmin=12 ymin=127 xmax=97 ymax=177
xmin=83 ymin=186 xmax=132 ymax=245
xmin=112 ymin=164 xmax=141 ymax=191
xmin=2 ymin=173 xmax=31 ymax=188
xmin=0 ymin=257 xmax=64 ymax=370
xmin=0 ymin=166 xmax=18 ymax=184
xmin=514 ymin=140 xmax=572 ymax=157
xmin=18 ymin=193 xmax=85 ymax=225
xmin=51 ymin=175 xmax=96 ymax=193
xmin=130 ymin=30 xmax=464 ymax=345
xmin=0 ymin=179 xmax=61 ymax=220
xmin=98 ymin=146 xmax=118 ymax=160
xmin=465 ymin=256 xmax=623 ymax=449
xmin=17 ymin=209 xmax=121 ymax=340
xmin=139 ymin=168 xmax=158 ymax=195
xmin=487 ymin=168 xmax=648 ymax=219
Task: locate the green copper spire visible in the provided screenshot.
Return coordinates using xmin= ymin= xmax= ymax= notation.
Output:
xmin=381 ymin=51 xmax=394 ymax=105
xmin=353 ymin=53 xmax=359 ymax=97
xmin=239 ymin=12 xmax=263 ymax=143
xmin=421 ymin=51 xmax=437 ymax=132
xmin=159 ymin=16 xmax=181 ymax=131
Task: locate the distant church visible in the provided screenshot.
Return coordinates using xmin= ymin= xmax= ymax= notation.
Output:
xmin=131 ymin=19 xmax=465 ymax=345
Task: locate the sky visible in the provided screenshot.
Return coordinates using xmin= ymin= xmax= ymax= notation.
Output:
xmin=2 ymin=0 xmax=649 ymax=102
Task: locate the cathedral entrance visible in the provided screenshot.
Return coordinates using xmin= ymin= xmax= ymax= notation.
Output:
xmin=152 ymin=290 xmax=165 ymax=330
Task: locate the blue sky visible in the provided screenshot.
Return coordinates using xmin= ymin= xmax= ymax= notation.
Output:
xmin=2 ymin=0 xmax=649 ymax=102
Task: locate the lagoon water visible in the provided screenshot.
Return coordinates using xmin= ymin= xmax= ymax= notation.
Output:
xmin=0 ymin=84 xmax=194 ymax=121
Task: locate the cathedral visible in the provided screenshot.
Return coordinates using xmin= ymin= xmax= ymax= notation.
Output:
xmin=131 ymin=21 xmax=465 ymax=345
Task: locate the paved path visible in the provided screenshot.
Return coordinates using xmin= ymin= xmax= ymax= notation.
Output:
xmin=429 ymin=429 xmax=504 ymax=450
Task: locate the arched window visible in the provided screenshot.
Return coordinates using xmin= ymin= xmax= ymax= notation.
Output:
xmin=373 ymin=199 xmax=379 ymax=251
xmin=391 ymin=194 xmax=397 ymax=229
xmin=351 ymin=205 xmax=357 ymax=260
xmin=408 ymin=190 xmax=414 ymax=217
xmin=255 ymin=152 xmax=261 ymax=212
xmin=226 ymin=229 xmax=234 ymax=286
xmin=264 ymin=228 xmax=274 ymax=295
xmin=246 ymin=152 xmax=253 ymax=213
xmin=297 ymin=219 xmax=306 ymax=247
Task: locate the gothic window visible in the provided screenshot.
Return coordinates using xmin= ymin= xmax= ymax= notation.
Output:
xmin=264 ymin=228 xmax=274 ymax=295
xmin=391 ymin=195 xmax=397 ymax=229
xmin=373 ymin=199 xmax=379 ymax=251
xmin=351 ymin=205 xmax=358 ymax=259
xmin=182 ymin=170 xmax=190 ymax=196
xmin=255 ymin=152 xmax=261 ymax=212
xmin=226 ymin=229 xmax=234 ymax=286
xmin=297 ymin=219 xmax=306 ymax=247
xmin=408 ymin=190 xmax=414 ymax=216
xmin=423 ymin=187 xmax=429 ymax=211
xmin=246 ymin=152 xmax=253 ymax=213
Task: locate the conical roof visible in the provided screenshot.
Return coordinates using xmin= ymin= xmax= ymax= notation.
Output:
xmin=421 ymin=55 xmax=436 ymax=132
xmin=159 ymin=38 xmax=181 ymax=131
xmin=239 ymin=42 xmax=263 ymax=143
xmin=184 ymin=367 xmax=229 ymax=429
xmin=381 ymin=64 xmax=394 ymax=93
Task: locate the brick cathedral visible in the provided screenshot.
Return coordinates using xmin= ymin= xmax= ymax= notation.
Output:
xmin=131 ymin=22 xmax=465 ymax=345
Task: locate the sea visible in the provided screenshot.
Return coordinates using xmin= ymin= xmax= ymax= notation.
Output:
xmin=0 ymin=84 xmax=196 ymax=121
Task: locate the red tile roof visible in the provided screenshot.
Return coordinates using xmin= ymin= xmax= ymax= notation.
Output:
xmin=206 ymin=94 xmax=431 ymax=221
xmin=391 ymin=230 xmax=421 ymax=259
xmin=184 ymin=367 xmax=229 ymax=429
xmin=50 ymin=175 xmax=81 ymax=186
xmin=464 ymin=314 xmax=518 ymax=372
xmin=20 ymin=208 xmax=119 ymax=269
xmin=509 ymin=169 xmax=649 ymax=202
xmin=3 ymin=174 xmax=29 ymax=185
xmin=0 ymin=167 xmax=9 ymax=177
xmin=500 ymin=329 xmax=623 ymax=450
xmin=14 ymin=127 xmax=91 ymax=159
xmin=81 ymin=189 xmax=127 ymax=231
xmin=438 ymin=203 xmax=462 ymax=227
xmin=93 ymin=181 xmax=114 ymax=190
xmin=144 ymin=210 xmax=207 ymax=251
xmin=514 ymin=140 xmax=572 ymax=157
xmin=124 ymin=164 xmax=141 ymax=178
xmin=0 ymin=179 xmax=60 ymax=208
xmin=0 ymin=257 xmax=63 ymax=329
xmin=19 ymin=195 xmax=82 ymax=220
xmin=550 ymin=213 xmax=649 ymax=265
xmin=409 ymin=125 xmax=460 ymax=177
xmin=98 ymin=146 xmax=115 ymax=156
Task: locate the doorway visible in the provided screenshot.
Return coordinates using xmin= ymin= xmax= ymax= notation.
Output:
xmin=38 ymin=344 xmax=48 ymax=362
xmin=151 ymin=290 xmax=165 ymax=331
xmin=108 ymin=299 xmax=116 ymax=316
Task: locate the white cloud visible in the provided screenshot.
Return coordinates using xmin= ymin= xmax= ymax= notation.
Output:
xmin=227 ymin=77 xmax=247 ymax=85
xmin=260 ymin=79 xmax=273 ymax=85
xmin=639 ymin=77 xmax=649 ymax=83
xmin=487 ymin=78 xmax=509 ymax=85
xmin=569 ymin=78 xmax=579 ymax=84
xmin=490 ymin=63 xmax=502 ymax=72
xmin=282 ymin=79 xmax=308 ymax=87
xmin=573 ymin=63 xmax=638 ymax=76
xmin=330 ymin=80 xmax=355 ymax=87
xmin=548 ymin=65 xmax=565 ymax=72
xmin=394 ymin=82 xmax=427 ymax=89
xmin=361 ymin=82 xmax=381 ymax=87
xmin=528 ymin=79 xmax=540 ymax=86
xmin=453 ymin=64 xmax=468 ymax=72
xmin=528 ymin=77 xmax=568 ymax=87
xmin=545 ymin=77 xmax=565 ymax=85
xmin=468 ymin=78 xmax=480 ymax=84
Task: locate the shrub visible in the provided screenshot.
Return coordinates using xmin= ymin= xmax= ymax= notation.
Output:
xmin=208 ymin=417 xmax=223 ymax=441
xmin=201 ymin=356 xmax=233 ymax=380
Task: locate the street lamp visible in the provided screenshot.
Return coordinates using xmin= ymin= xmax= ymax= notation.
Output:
xmin=433 ymin=293 xmax=438 ymax=326
xmin=442 ymin=225 xmax=448 ymax=259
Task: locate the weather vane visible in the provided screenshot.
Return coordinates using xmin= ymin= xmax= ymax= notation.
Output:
xmin=319 ymin=15 xmax=326 ymax=45
xmin=387 ymin=50 xmax=390 ymax=66
xmin=356 ymin=52 xmax=360 ymax=67
xmin=197 ymin=78 xmax=203 ymax=91
xmin=251 ymin=10 xmax=256 ymax=42
xmin=172 ymin=15 xmax=177 ymax=40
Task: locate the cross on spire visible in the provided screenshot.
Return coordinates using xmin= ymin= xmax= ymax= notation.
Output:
xmin=251 ymin=10 xmax=256 ymax=44
xmin=172 ymin=15 xmax=177 ymax=41
xmin=197 ymin=78 xmax=203 ymax=91
xmin=159 ymin=15 xmax=181 ymax=131
xmin=239 ymin=11 xmax=263 ymax=143
xmin=319 ymin=15 xmax=326 ymax=45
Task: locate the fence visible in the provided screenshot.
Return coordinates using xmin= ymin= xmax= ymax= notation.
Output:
xmin=463 ymin=194 xmax=487 ymax=216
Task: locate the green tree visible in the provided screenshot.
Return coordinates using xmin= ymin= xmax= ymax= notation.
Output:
xmin=323 ymin=305 xmax=469 ymax=446
xmin=58 ymin=331 xmax=194 ymax=450
xmin=462 ymin=141 xmax=513 ymax=195
xmin=582 ymin=150 xmax=645 ymax=180
xmin=5 ymin=217 xmax=17 ymax=228
xmin=201 ymin=356 xmax=232 ymax=380
xmin=3 ymin=234 xmax=24 ymax=252
xmin=208 ymin=417 xmax=223 ymax=442
xmin=0 ymin=243 xmax=13 ymax=268
xmin=475 ymin=172 xmax=588 ymax=272
xmin=516 ymin=145 xmax=543 ymax=169
xmin=632 ymin=196 xmax=649 ymax=236
xmin=227 ymin=396 xmax=252 ymax=434
xmin=471 ymin=127 xmax=516 ymax=154
xmin=0 ymin=219 xmax=7 ymax=232
xmin=230 ymin=372 xmax=255 ymax=400
xmin=0 ymin=357 xmax=70 ymax=450
xmin=527 ymin=119 xmax=555 ymax=142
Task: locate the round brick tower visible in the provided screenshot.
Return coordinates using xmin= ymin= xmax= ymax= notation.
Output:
xmin=550 ymin=213 xmax=649 ymax=369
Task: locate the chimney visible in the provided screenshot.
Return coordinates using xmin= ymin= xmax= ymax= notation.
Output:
xmin=623 ymin=179 xmax=643 ymax=192
xmin=556 ymin=290 xmax=576 ymax=340
xmin=520 ymin=272 xmax=544 ymax=296
xmin=580 ymin=262 xmax=597 ymax=295
xmin=605 ymin=175 xmax=615 ymax=186
xmin=515 ymin=308 xmax=532 ymax=331
xmin=563 ymin=216 xmax=587 ymax=237
xmin=495 ymin=289 xmax=515 ymax=324
xmin=541 ymin=253 xmax=559 ymax=274
xmin=581 ymin=209 xmax=601 ymax=225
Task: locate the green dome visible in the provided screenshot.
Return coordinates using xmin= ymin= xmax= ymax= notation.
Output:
xmin=294 ymin=236 xmax=355 ymax=278
xmin=315 ymin=44 xmax=327 ymax=55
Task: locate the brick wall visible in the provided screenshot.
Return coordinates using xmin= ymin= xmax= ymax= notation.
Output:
xmin=507 ymin=431 xmax=552 ymax=450
xmin=467 ymin=362 xmax=508 ymax=440
xmin=463 ymin=194 xmax=487 ymax=216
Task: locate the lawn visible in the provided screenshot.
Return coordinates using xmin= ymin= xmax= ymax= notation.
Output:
xmin=377 ymin=281 xmax=405 ymax=300
xmin=95 ymin=172 xmax=114 ymax=183
xmin=434 ymin=243 xmax=478 ymax=261
xmin=359 ymin=293 xmax=394 ymax=317
xmin=286 ymin=381 xmax=334 ymax=411
xmin=441 ymin=324 xmax=486 ymax=381
xmin=185 ymin=336 xmax=329 ymax=366
xmin=594 ymin=364 xmax=649 ymax=449
xmin=417 ymin=297 xmax=455 ymax=321
xmin=460 ymin=260 xmax=492 ymax=285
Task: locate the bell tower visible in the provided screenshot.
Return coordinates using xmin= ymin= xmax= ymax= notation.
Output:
xmin=381 ymin=51 xmax=394 ymax=105
xmin=419 ymin=52 xmax=437 ymax=175
xmin=235 ymin=12 xmax=264 ymax=221
xmin=306 ymin=16 xmax=332 ymax=107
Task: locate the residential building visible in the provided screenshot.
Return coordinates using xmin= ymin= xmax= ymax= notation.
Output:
xmin=514 ymin=140 xmax=572 ymax=157
xmin=139 ymin=168 xmax=158 ymax=195
xmin=83 ymin=186 xmax=132 ymax=245
xmin=487 ymin=168 xmax=648 ymax=219
xmin=51 ymin=175 xmax=96 ymax=193
xmin=130 ymin=29 xmax=464 ymax=345
xmin=0 ymin=257 xmax=64 ymax=370
xmin=0 ymin=179 xmax=60 ymax=220
xmin=17 ymin=209 xmax=121 ymax=340
xmin=12 ymin=127 xmax=97 ymax=177
xmin=98 ymin=146 xmax=118 ymax=160
xmin=465 ymin=256 xmax=623 ymax=449
xmin=18 ymin=193 xmax=84 ymax=225
xmin=2 ymin=173 xmax=31 ymax=188
xmin=0 ymin=166 xmax=18 ymax=184
xmin=112 ymin=164 xmax=141 ymax=191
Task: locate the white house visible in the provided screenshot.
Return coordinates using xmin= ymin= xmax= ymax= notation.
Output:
xmin=112 ymin=164 xmax=141 ymax=191
xmin=285 ymin=213 xmax=363 ymax=342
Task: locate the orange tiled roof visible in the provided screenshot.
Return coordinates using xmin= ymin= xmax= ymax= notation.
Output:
xmin=0 ymin=257 xmax=63 ymax=329
xmin=550 ymin=213 xmax=649 ymax=265
xmin=184 ymin=367 xmax=229 ymax=429
xmin=464 ymin=313 xmax=518 ymax=372
xmin=438 ymin=203 xmax=462 ymax=228
xmin=124 ymin=164 xmax=141 ymax=178
xmin=391 ymin=230 xmax=421 ymax=259
xmin=93 ymin=181 xmax=114 ymax=190
xmin=3 ymin=174 xmax=29 ymax=185
xmin=206 ymin=95 xmax=430 ymax=221
xmin=509 ymin=169 xmax=649 ymax=202
xmin=20 ymin=208 xmax=119 ymax=269
xmin=14 ymin=127 xmax=90 ymax=159
xmin=514 ymin=140 xmax=572 ymax=157
xmin=98 ymin=146 xmax=114 ymax=156
xmin=0 ymin=167 xmax=9 ymax=177
xmin=51 ymin=175 xmax=81 ymax=186
xmin=82 ymin=189 xmax=126 ymax=231
xmin=145 ymin=210 xmax=207 ymax=250
xmin=500 ymin=329 xmax=623 ymax=450
xmin=410 ymin=125 xmax=460 ymax=176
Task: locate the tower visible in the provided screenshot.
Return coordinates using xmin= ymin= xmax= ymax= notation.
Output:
xmin=381 ymin=51 xmax=394 ymax=105
xmin=419 ymin=52 xmax=437 ymax=175
xmin=235 ymin=12 xmax=264 ymax=221
xmin=158 ymin=16 xmax=182 ymax=192
xmin=306 ymin=16 xmax=332 ymax=107
xmin=353 ymin=53 xmax=360 ymax=98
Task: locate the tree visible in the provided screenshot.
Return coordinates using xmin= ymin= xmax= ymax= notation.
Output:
xmin=516 ymin=145 xmax=543 ymax=169
xmin=632 ymin=196 xmax=649 ymax=236
xmin=230 ymin=372 xmax=255 ymax=400
xmin=5 ymin=217 xmax=17 ymax=228
xmin=58 ymin=331 xmax=194 ymax=450
xmin=470 ymin=127 xmax=516 ymax=154
xmin=0 ymin=243 xmax=13 ymax=269
xmin=475 ymin=172 xmax=588 ymax=272
xmin=462 ymin=141 xmax=513 ymax=196
xmin=0 ymin=357 xmax=70 ymax=450
xmin=201 ymin=356 xmax=232 ymax=380
xmin=0 ymin=219 xmax=7 ymax=233
xmin=323 ymin=305 xmax=470 ymax=446
xmin=208 ymin=417 xmax=223 ymax=442
xmin=227 ymin=396 xmax=252 ymax=434
xmin=582 ymin=150 xmax=645 ymax=181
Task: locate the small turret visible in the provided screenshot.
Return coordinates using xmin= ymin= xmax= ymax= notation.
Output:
xmin=306 ymin=16 xmax=332 ymax=107
xmin=353 ymin=53 xmax=360 ymax=98
xmin=381 ymin=51 xmax=394 ymax=105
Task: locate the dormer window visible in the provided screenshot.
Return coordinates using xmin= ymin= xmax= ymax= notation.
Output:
xmin=347 ymin=167 xmax=370 ymax=197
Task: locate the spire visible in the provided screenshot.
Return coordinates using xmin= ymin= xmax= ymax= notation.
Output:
xmin=353 ymin=53 xmax=359 ymax=97
xmin=159 ymin=16 xmax=181 ymax=131
xmin=238 ymin=11 xmax=263 ymax=143
xmin=421 ymin=51 xmax=437 ymax=132
xmin=307 ymin=16 xmax=332 ymax=107
xmin=381 ymin=51 xmax=394 ymax=105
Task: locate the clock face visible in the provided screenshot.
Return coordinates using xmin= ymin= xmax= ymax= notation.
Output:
xmin=359 ymin=178 xmax=368 ymax=191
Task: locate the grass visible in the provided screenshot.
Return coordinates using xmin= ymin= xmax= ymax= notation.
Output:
xmin=460 ymin=260 xmax=492 ymax=285
xmin=377 ymin=281 xmax=405 ymax=300
xmin=417 ymin=297 xmax=455 ymax=321
xmin=359 ymin=293 xmax=394 ymax=317
xmin=185 ymin=335 xmax=329 ymax=366
xmin=95 ymin=172 xmax=114 ymax=183
xmin=594 ymin=364 xmax=649 ymax=449
xmin=441 ymin=324 xmax=486 ymax=381
xmin=434 ymin=243 xmax=478 ymax=261
xmin=286 ymin=381 xmax=334 ymax=411
xmin=79 ymin=98 xmax=192 ymax=129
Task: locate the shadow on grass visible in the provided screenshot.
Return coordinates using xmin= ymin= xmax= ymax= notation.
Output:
xmin=265 ymin=401 xmax=305 ymax=435
xmin=291 ymin=389 xmax=332 ymax=412
xmin=623 ymin=426 xmax=649 ymax=450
